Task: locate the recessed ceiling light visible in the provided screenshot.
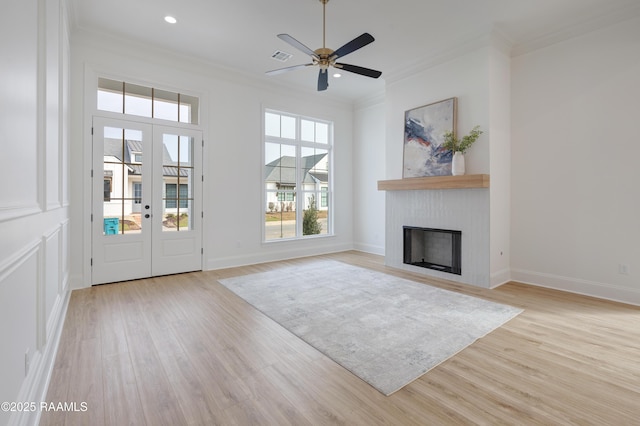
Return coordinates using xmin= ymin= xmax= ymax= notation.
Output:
xmin=164 ymin=16 xmax=177 ymax=24
xmin=333 ymin=73 xmax=342 ymax=78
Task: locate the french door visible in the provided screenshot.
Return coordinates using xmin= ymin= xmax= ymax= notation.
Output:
xmin=92 ymin=117 xmax=203 ymax=284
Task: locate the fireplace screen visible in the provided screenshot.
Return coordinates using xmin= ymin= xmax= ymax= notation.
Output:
xmin=403 ymin=226 xmax=461 ymax=275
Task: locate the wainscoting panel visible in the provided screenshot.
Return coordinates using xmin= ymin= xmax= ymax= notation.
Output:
xmin=0 ymin=219 xmax=71 ymax=426
xmin=0 ymin=243 xmax=39 ymax=426
xmin=61 ymin=219 xmax=70 ymax=293
xmin=44 ymin=227 xmax=61 ymax=342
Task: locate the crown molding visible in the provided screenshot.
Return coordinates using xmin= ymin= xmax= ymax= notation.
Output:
xmin=511 ymin=2 xmax=640 ymax=57
xmin=383 ymin=26 xmax=513 ymax=86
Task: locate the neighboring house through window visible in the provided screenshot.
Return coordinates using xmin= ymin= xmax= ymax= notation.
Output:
xmin=104 ymin=176 xmax=112 ymax=202
xmin=264 ymin=109 xmax=332 ymax=241
xmin=165 ymin=183 xmax=188 ymax=209
xmin=133 ymin=182 xmax=142 ymax=204
xmin=320 ymin=186 xmax=328 ymax=208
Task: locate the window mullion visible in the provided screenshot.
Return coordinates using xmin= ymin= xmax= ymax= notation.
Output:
xmin=295 ymin=142 xmax=303 ymax=237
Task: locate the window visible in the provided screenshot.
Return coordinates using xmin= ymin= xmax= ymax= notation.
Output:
xmin=277 ymin=185 xmax=295 ymax=202
xmin=133 ymin=182 xmax=142 ymax=204
xmin=103 ymin=177 xmax=112 ymax=202
xmin=320 ymin=186 xmax=328 ymax=208
xmin=97 ymin=78 xmax=199 ymax=124
xmin=264 ymin=110 xmax=332 ymax=241
xmin=165 ymin=183 xmax=188 ymax=209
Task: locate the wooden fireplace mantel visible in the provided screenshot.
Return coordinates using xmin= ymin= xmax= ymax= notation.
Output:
xmin=377 ymin=174 xmax=490 ymax=191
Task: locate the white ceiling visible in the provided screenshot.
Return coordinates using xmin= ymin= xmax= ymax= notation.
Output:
xmin=67 ymin=0 xmax=640 ymax=102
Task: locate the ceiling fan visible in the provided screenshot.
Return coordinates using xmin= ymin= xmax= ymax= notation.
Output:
xmin=266 ymin=0 xmax=382 ymax=91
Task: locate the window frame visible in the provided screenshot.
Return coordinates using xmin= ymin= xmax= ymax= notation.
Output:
xmin=97 ymin=77 xmax=199 ymax=125
xmin=263 ymin=108 xmax=333 ymax=242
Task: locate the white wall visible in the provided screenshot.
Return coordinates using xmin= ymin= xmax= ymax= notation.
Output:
xmin=511 ymin=16 xmax=640 ymax=305
xmin=488 ymin=42 xmax=512 ymax=287
xmin=69 ymin=31 xmax=355 ymax=287
xmin=353 ymin=96 xmax=386 ymax=255
xmin=0 ymin=1 xmax=71 ymax=425
xmin=385 ymin=47 xmax=491 ymax=179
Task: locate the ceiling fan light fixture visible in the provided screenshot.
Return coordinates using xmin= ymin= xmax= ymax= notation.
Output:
xmin=265 ymin=0 xmax=381 ymax=91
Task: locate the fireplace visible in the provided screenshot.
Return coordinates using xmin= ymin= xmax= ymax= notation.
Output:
xmin=403 ymin=226 xmax=462 ymax=275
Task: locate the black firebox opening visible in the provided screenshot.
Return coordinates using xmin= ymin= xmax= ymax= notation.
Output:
xmin=403 ymin=226 xmax=462 ymax=275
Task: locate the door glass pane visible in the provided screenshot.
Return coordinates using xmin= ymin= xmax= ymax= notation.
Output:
xmin=162 ymin=134 xmax=179 ymax=166
xmin=162 ymin=134 xmax=193 ymax=232
xmin=179 ymin=135 xmax=193 ymax=166
xmin=162 ymin=180 xmax=191 ymax=232
xmin=103 ymin=126 xmax=143 ymax=235
xmin=162 ymin=134 xmax=193 ymax=167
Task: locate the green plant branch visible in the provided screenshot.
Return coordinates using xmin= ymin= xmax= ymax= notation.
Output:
xmin=441 ymin=125 xmax=483 ymax=154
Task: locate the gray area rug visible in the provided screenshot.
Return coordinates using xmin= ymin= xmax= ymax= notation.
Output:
xmin=218 ymin=260 xmax=522 ymax=395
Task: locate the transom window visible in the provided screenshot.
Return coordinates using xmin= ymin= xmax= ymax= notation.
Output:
xmin=97 ymin=78 xmax=199 ymax=124
xmin=264 ymin=110 xmax=332 ymax=241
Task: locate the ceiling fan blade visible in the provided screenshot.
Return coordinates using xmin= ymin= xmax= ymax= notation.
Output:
xmin=277 ymin=34 xmax=319 ymax=58
xmin=317 ymin=70 xmax=328 ymax=91
xmin=334 ymin=63 xmax=382 ymax=79
xmin=266 ymin=63 xmax=313 ymax=76
xmin=331 ymin=33 xmax=375 ymax=59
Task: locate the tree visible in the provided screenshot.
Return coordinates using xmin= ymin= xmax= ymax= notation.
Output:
xmin=303 ymin=194 xmax=322 ymax=235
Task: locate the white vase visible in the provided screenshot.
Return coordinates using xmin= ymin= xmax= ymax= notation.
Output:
xmin=451 ymin=151 xmax=465 ymax=176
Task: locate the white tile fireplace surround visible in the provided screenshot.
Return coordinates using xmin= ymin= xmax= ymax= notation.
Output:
xmin=384 ymin=186 xmax=490 ymax=288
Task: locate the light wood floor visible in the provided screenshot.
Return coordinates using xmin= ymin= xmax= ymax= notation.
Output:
xmin=41 ymin=251 xmax=640 ymax=425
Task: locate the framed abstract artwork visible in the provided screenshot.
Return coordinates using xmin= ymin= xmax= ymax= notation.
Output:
xmin=402 ymin=97 xmax=457 ymax=177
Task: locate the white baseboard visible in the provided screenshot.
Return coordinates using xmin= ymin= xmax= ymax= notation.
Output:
xmin=511 ymin=268 xmax=640 ymax=307
xmin=490 ymin=268 xmax=511 ymax=289
xmin=353 ymin=242 xmax=385 ymax=256
xmin=205 ymin=243 xmax=354 ymax=271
